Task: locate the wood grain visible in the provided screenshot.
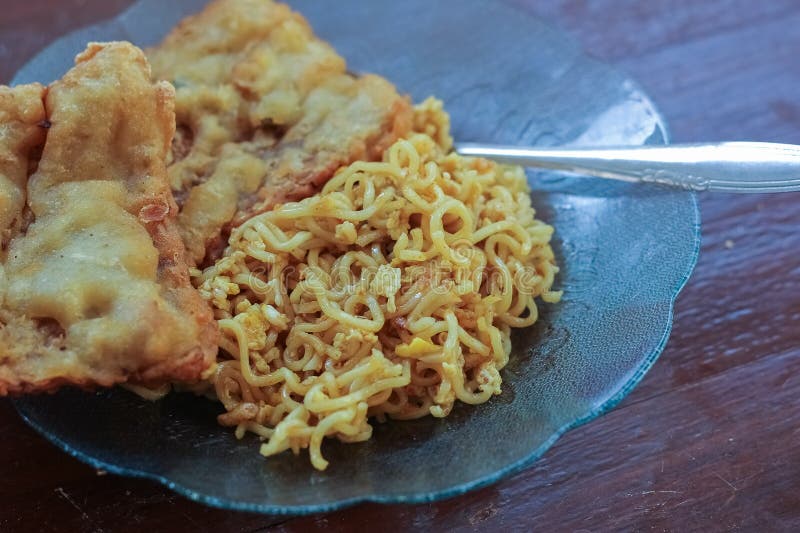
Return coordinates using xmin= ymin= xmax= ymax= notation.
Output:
xmin=2 ymin=0 xmax=799 ymax=531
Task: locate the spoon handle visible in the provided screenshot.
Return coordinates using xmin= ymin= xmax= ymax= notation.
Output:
xmin=455 ymin=142 xmax=800 ymax=193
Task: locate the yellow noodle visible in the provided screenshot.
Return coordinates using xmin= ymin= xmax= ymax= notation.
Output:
xmin=196 ymin=99 xmax=560 ymax=470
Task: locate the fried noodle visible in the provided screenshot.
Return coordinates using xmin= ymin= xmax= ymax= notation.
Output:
xmin=195 ymin=100 xmax=561 ymax=470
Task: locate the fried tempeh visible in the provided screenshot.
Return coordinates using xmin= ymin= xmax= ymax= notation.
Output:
xmin=0 ymin=83 xmax=46 ymax=251
xmin=147 ymin=0 xmax=414 ymax=263
xmin=0 ymin=42 xmax=217 ymax=395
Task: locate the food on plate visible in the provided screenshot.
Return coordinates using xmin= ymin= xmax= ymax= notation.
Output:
xmin=0 ymin=0 xmax=560 ymax=471
xmin=0 ymin=42 xmax=217 ymax=394
xmin=0 ymin=83 xmax=46 ymax=250
xmin=147 ymin=0 xmax=414 ymax=264
xmin=196 ymin=100 xmax=560 ymax=469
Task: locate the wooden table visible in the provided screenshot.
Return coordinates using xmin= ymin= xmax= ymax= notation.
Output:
xmin=2 ymin=1 xmax=799 ymax=530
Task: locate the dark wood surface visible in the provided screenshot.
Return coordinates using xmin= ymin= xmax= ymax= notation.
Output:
xmin=2 ymin=0 xmax=799 ymax=531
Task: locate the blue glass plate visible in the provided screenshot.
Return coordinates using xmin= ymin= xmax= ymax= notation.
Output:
xmin=11 ymin=0 xmax=700 ymax=514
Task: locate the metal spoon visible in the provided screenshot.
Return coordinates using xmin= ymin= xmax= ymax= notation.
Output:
xmin=455 ymin=142 xmax=800 ymax=193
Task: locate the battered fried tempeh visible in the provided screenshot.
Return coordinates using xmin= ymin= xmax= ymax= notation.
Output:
xmin=147 ymin=0 xmax=414 ymax=263
xmin=0 ymin=83 xmax=46 ymax=251
xmin=0 ymin=42 xmax=218 ymax=395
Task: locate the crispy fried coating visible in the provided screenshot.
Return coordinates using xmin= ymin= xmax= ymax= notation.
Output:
xmin=0 ymin=83 xmax=46 ymax=251
xmin=147 ymin=0 xmax=413 ymax=263
xmin=0 ymin=42 xmax=218 ymax=395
